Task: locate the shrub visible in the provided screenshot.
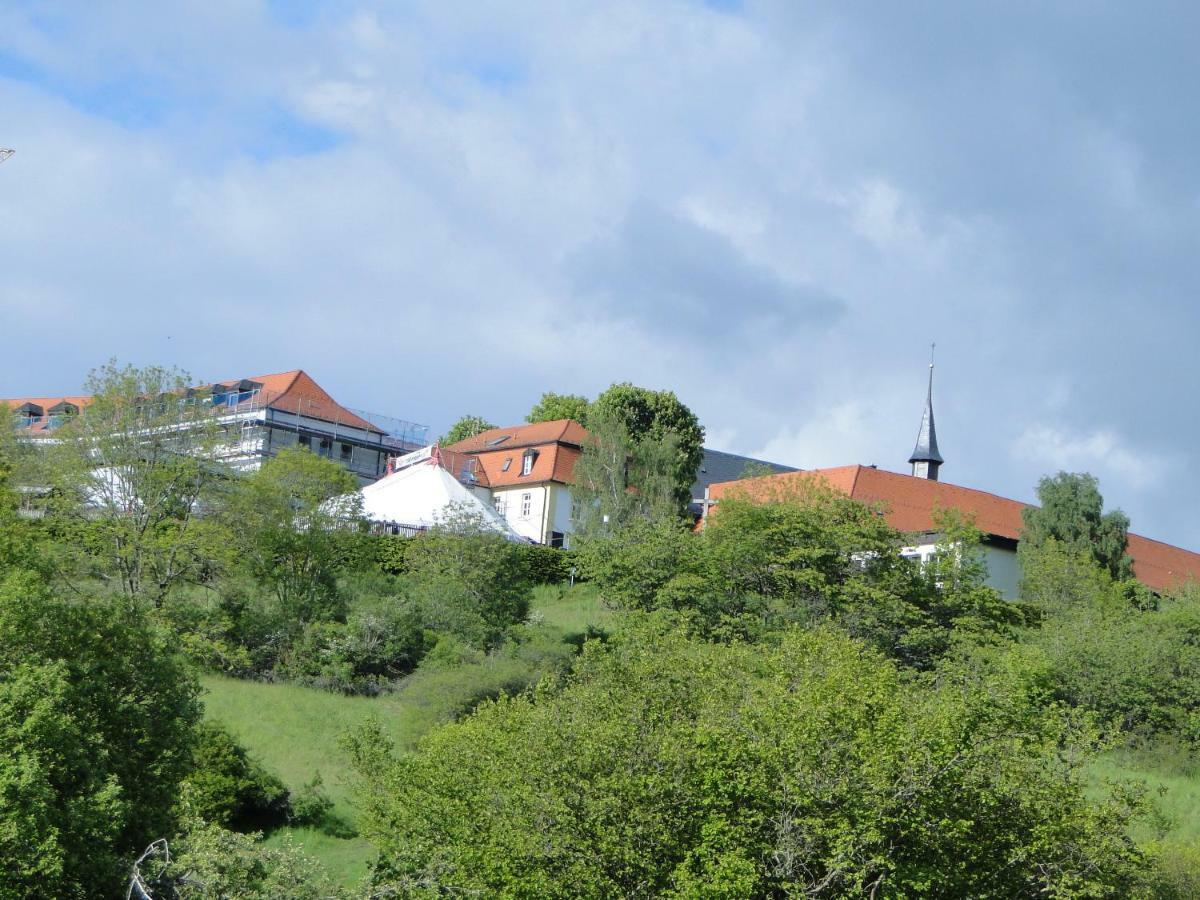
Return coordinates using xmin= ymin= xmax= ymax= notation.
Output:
xmin=346 ymin=622 xmax=1151 ymax=898
xmin=181 ymin=723 xmax=290 ymax=831
xmin=277 ymin=598 xmax=432 ymax=694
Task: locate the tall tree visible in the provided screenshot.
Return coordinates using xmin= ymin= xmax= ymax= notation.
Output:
xmin=590 ymin=383 xmax=704 ymax=513
xmin=44 ymin=361 xmax=228 ymax=605
xmin=526 ymin=392 xmax=590 ymax=426
xmin=221 ymin=447 xmax=361 ymax=625
xmin=441 ymin=415 xmax=497 ymax=446
xmin=1020 ymin=472 xmax=1132 ymax=580
xmin=570 ymin=406 xmax=681 ymax=538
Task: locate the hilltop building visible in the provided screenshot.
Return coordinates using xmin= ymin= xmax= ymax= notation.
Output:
xmin=704 ymin=362 xmax=1200 ymax=597
xmin=5 ymin=369 xmax=427 ymax=486
xmin=444 ymin=420 xmax=586 ymax=545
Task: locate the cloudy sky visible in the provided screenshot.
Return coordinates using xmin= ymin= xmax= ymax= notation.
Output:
xmin=2 ymin=2 xmax=1199 ymax=548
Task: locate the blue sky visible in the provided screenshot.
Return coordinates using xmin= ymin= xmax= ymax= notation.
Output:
xmin=3 ymin=1 xmax=1200 ymax=550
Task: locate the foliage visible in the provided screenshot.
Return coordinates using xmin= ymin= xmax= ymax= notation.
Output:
xmin=345 ymin=622 xmax=1150 ymax=898
xmin=43 ymin=360 xmax=228 ymax=605
xmin=221 ymin=447 xmax=361 ymax=626
xmin=581 ymin=481 xmax=1019 ymax=668
xmin=512 ymin=541 xmax=576 ymax=584
xmin=526 ymin=391 xmax=590 ymax=426
xmin=590 ymin=381 xmax=705 ymax=512
xmin=404 ymin=505 xmax=533 ymax=648
xmin=440 ymin=414 xmax=496 ymax=446
xmin=138 ymin=819 xmax=342 ymax=900
xmin=571 ymin=405 xmax=684 ymax=537
xmin=0 ymin=576 xmax=201 ymax=897
xmin=180 ymin=723 xmax=291 ymax=832
xmin=1021 ymin=471 xmax=1133 ymax=580
xmin=1017 ymin=545 xmax=1200 ymax=743
xmin=278 ymin=596 xmax=432 ymax=694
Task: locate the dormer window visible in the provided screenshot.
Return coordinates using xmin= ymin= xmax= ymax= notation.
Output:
xmin=521 ymin=448 xmax=537 ymax=476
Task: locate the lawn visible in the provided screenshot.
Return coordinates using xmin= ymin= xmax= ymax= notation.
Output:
xmin=200 ymin=582 xmax=607 ymax=887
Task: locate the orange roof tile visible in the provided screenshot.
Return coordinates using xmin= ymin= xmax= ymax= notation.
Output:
xmin=246 ymin=370 xmax=382 ymax=434
xmin=708 ymin=465 xmax=1200 ymax=594
xmin=4 ymin=370 xmax=382 ymax=436
xmin=445 ymin=419 xmax=588 ymax=454
xmin=445 ymin=420 xmax=587 ymax=487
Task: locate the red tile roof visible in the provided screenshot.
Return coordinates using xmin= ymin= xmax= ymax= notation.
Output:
xmin=708 ymin=465 xmax=1200 ymax=593
xmin=445 ymin=420 xmax=586 ymax=487
xmin=446 ymin=419 xmax=588 ymax=453
xmin=246 ymin=370 xmax=382 ymax=434
xmin=4 ymin=370 xmax=381 ymax=435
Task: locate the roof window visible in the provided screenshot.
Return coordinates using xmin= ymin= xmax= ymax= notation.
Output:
xmin=487 ymin=435 xmax=511 ymax=446
xmin=501 ymin=457 xmax=512 ymax=472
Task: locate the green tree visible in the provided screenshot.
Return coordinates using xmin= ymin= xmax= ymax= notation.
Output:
xmin=591 ymin=382 xmax=705 ymax=512
xmin=526 ymin=392 xmax=590 ymax=426
xmin=43 ymin=361 xmax=228 ymax=605
xmin=221 ymin=448 xmax=361 ymax=625
xmin=441 ymin=415 xmax=496 ymax=446
xmin=0 ymin=576 xmax=201 ymax=896
xmin=570 ymin=406 xmax=682 ymax=537
xmin=345 ymin=622 xmax=1149 ymax=898
xmin=1021 ymin=471 xmax=1133 ymax=580
xmin=404 ymin=504 xmax=532 ymax=648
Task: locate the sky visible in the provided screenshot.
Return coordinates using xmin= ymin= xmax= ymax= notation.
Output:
xmin=2 ymin=1 xmax=1199 ymax=549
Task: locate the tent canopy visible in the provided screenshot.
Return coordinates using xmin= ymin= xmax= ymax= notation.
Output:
xmin=353 ymin=457 xmax=523 ymax=540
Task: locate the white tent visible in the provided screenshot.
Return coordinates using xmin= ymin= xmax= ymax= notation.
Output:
xmin=353 ymin=455 xmax=524 ymax=541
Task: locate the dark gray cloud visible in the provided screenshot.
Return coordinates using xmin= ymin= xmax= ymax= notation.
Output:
xmin=1 ymin=1 xmax=1198 ymax=549
xmin=568 ymin=203 xmax=844 ymax=339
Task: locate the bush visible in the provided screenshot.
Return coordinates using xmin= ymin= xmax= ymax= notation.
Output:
xmin=277 ymin=596 xmax=432 ymax=694
xmin=405 ymin=515 xmax=533 ymax=648
xmin=346 ymin=622 xmax=1151 ymax=898
xmin=512 ymin=543 xmax=576 ymax=584
xmin=181 ymin=723 xmax=291 ymax=831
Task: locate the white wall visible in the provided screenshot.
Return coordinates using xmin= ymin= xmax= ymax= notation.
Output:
xmin=900 ymin=538 xmax=1021 ymax=600
xmin=492 ymin=484 xmax=549 ymax=543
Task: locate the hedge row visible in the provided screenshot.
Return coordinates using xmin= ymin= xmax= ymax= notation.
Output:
xmin=368 ymin=534 xmax=577 ymax=585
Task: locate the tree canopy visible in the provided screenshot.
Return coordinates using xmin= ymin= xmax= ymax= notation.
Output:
xmin=440 ymin=415 xmax=496 ymax=446
xmin=525 ymin=392 xmax=590 ymax=426
xmin=1021 ymin=472 xmax=1132 ymax=580
xmin=346 ymin=622 xmax=1148 ymax=898
xmin=590 ymin=382 xmax=704 ymax=513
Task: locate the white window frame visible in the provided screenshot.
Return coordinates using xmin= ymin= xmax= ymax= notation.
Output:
xmin=520 ymin=492 xmax=532 ymax=518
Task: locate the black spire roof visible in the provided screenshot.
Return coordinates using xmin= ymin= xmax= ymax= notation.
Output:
xmin=908 ymin=362 xmax=944 ymax=466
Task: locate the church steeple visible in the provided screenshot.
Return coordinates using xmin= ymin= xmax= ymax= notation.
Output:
xmin=908 ymin=348 xmax=943 ymax=481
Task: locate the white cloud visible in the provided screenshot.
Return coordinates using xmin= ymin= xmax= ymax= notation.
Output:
xmin=1010 ymin=425 xmax=1170 ymax=491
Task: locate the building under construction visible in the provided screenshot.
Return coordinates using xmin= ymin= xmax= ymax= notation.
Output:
xmin=5 ymin=368 xmax=427 ymax=486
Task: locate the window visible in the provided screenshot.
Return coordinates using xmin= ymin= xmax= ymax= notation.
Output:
xmin=501 ymin=457 xmax=512 ymax=472
xmin=494 ymin=496 xmax=507 ymax=516
xmin=298 ymin=434 xmax=311 ymax=448
xmin=340 ymin=443 xmax=353 ymax=460
xmin=570 ymin=498 xmax=582 ymax=523
xmin=521 ymin=448 xmax=537 ymax=476
xmin=520 ymin=492 xmax=532 ymax=518
xmin=319 ymin=438 xmax=333 ymax=457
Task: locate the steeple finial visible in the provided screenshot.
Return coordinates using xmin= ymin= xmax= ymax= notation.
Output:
xmin=909 ymin=347 xmax=943 ymax=480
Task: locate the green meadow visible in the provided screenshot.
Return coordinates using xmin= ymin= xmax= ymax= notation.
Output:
xmin=200 ymin=583 xmax=613 ymax=887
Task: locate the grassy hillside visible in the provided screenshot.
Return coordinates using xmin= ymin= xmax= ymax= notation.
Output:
xmin=200 ymin=582 xmax=612 ymax=887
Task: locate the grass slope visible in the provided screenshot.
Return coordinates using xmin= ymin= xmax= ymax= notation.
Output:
xmin=200 ymin=583 xmax=610 ymax=887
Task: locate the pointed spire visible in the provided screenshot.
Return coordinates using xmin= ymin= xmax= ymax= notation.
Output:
xmin=909 ymin=345 xmax=943 ymax=480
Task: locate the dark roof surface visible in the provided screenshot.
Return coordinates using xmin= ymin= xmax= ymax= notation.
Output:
xmin=691 ymin=448 xmax=797 ymax=501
